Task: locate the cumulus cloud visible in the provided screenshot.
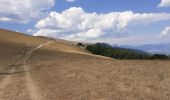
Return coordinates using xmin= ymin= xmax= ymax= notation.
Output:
xmin=0 ymin=0 xmax=55 ymax=23
xmin=158 ymin=0 xmax=170 ymax=7
xmin=160 ymin=26 xmax=170 ymax=36
xmin=34 ymin=7 xmax=170 ymax=42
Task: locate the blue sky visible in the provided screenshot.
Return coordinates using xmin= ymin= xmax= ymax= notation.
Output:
xmin=0 ymin=0 xmax=170 ymax=45
xmin=55 ymin=0 xmax=170 ymax=13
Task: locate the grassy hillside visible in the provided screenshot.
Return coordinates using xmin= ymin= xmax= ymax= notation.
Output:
xmin=1 ymin=29 xmax=170 ymax=100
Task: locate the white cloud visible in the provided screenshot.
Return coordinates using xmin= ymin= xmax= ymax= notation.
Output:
xmin=0 ymin=17 xmax=13 ymax=22
xmin=158 ymin=0 xmax=170 ymax=7
xmin=160 ymin=26 xmax=170 ymax=36
xmin=0 ymin=0 xmax=55 ymax=23
xmin=34 ymin=7 xmax=170 ymax=42
xmin=26 ymin=29 xmax=37 ymax=34
xmin=66 ymin=0 xmax=76 ymax=2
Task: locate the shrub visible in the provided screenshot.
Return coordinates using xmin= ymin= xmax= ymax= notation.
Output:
xmin=150 ymin=54 xmax=168 ymax=60
xmin=77 ymin=43 xmax=85 ymax=47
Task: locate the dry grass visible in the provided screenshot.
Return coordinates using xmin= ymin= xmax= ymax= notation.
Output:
xmin=0 ymin=29 xmax=170 ymax=100
xmin=28 ymin=49 xmax=170 ymax=100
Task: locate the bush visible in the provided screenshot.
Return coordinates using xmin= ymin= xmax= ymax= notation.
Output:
xmin=150 ymin=54 xmax=168 ymax=60
xmin=77 ymin=43 xmax=85 ymax=47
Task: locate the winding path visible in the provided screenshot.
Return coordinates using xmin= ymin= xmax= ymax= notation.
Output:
xmin=0 ymin=41 xmax=53 ymax=100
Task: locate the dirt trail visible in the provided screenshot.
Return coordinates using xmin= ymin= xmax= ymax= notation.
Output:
xmin=0 ymin=41 xmax=53 ymax=100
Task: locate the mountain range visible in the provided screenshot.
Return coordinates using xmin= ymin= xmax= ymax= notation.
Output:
xmin=116 ymin=43 xmax=170 ymax=55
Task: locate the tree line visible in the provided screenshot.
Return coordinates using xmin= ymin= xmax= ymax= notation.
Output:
xmin=86 ymin=43 xmax=170 ymax=60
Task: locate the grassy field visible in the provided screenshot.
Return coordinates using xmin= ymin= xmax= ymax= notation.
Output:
xmin=0 ymin=29 xmax=170 ymax=100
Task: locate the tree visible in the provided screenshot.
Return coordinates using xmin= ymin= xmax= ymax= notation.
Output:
xmin=86 ymin=43 xmax=150 ymax=59
xmin=150 ymin=54 xmax=168 ymax=60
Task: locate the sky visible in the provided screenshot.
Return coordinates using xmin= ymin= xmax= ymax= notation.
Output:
xmin=0 ymin=0 xmax=170 ymax=45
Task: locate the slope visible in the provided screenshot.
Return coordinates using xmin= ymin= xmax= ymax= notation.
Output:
xmin=0 ymin=29 xmax=170 ymax=100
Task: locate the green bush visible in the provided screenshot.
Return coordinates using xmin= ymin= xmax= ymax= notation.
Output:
xmin=150 ymin=54 xmax=168 ymax=60
xmin=86 ymin=43 xmax=169 ymax=60
xmin=86 ymin=43 xmax=149 ymax=59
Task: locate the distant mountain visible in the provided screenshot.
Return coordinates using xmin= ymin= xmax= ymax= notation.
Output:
xmin=111 ymin=46 xmax=149 ymax=55
xmin=118 ymin=43 xmax=170 ymax=55
xmin=97 ymin=43 xmax=149 ymax=55
xmin=87 ymin=43 xmax=149 ymax=59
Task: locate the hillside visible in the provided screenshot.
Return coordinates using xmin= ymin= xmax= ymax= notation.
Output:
xmin=0 ymin=29 xmax=92 ymax=54
xmin=0 ymin=29 xmax=170 ymax=100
